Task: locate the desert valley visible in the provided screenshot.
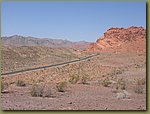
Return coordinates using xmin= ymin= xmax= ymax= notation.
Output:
xmin=1 ymin=26 xmax=146 ymax=110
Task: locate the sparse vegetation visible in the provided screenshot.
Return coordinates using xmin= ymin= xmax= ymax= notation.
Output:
xmin=134 ymin=84 xmax=144 ymax=94
xmin=37 ymin=77 xmax=45 ymax=83
xmin=101 ymin=77 xmax=111 ymax=87
xmin=30 ymin=83 xmax=44 ymax=97
xmin=108 ymin=68 xmax=125 ymax=77
xmin=69 ymin=74 xmax=80 ymax=84
xmin=1 ymin=27 xmax=146 ymax=110
xmin=16 ymin=79 xmax=26 ymax=87
xmin=30 ymin=83 xmax=53 ymax=97
xmin=114 ymin=68 xmax=124 ymax=75
xmin=136 ymin=78 xmax=146 ymax=85
xmin=1 ymin=81 xmax=9 ymax=92
xmin=80 ymin=76 xmax=88 ymax=84
xmin=42 ymin=85 xmax=54 ymax=97
xmin=56 ymin=81 xmax=67 ymax=92
xmin=2 ymin=46 xmax=81 ymax=73
xmin=134 ymin=78 xmax=145 ymax=94
xmin=117 ymin=78 xmax=127 ymax=90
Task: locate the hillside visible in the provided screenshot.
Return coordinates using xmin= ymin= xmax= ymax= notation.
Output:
xmin=87 ymin=26 xmax=146 ymax=53
xmin=2 ymin=35 xmax=90 ymax=50
xmin=1 ymin=46 xmax=86 ymax=73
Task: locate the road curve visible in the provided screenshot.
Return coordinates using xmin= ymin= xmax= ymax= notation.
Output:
xmin=1 ymin=54 xmax=99 ymax=76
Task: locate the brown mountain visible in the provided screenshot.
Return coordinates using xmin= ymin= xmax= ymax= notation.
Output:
xmin=1 ymin=35 xmax=90 ymax=50
xmin=87 ymin=26 xmax=146 ymax=53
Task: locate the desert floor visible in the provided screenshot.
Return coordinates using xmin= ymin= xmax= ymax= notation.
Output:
xmin=1 ymin=52 xmax=146 ymax=110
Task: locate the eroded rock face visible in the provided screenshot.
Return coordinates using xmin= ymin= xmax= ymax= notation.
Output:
xmin=88 ymin=26 xmax=146 ymax=53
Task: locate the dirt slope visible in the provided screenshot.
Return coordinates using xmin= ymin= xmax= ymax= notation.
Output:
xmin=1 ymin=46 xmax=84 ymax=73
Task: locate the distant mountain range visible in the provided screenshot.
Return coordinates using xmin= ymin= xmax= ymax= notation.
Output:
xmin=2 ymin=26 xmax=146 ymax=53
xmin=1 ymin=35 xmax=91 ymax=50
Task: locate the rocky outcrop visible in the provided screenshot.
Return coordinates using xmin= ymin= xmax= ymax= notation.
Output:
xmin=88 ymin=26 xmax=146 ymax=53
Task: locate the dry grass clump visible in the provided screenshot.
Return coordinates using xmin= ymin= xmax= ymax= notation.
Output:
xmin=99 ymin=77 xmax=127 ymax=90
xmin=1 ymin=81 xmax=9 ymax=92
xmin=56 ymin=81 xmax=67 ymax=92
xmin=105 ymin=67 xmax=125 ymax=78
xmin=69 ymin=71 xmax=89 ymax=85
xmin=16 ymin=79 xmax=26 ymax=87
xmin=116 ymin=78 xmax=127 ymax=90
xmin=101 ymin=77 xmax=112 ymax=87
xmin=30 ymin=83 xmax=44 ymax=97
xmin=69 ymin=74 xmax=80 ymax=84
xmin=136 ymin=78 xmax=146 ymax=85
xmin=36 ymin=77 xmax=45 ymax=83
xmin=43 ymin=85 xmax=55 ymax=97
xmin=134 ymin=78 xmax=145 ymax=94
xmin=80 ymin=76 xmax=88 ymax=84
xmin=30 ymin=83 xmax=54 ymax=97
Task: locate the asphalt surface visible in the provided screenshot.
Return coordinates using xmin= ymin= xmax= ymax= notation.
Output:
xmin=1 ymin=54 xmax=99 ymax=76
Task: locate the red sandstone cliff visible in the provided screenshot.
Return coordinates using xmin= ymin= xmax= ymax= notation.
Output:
xmin=87 ymin=26 xmax=146 ymax=53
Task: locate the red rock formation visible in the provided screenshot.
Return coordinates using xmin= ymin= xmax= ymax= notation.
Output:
xmin=87 ymin=26 xmax=146 ymax=53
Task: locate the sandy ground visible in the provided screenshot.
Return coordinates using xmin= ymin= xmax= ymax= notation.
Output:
xmin=1 ymin=52 xmax=146 ymax=110
xmin=1 ymin=83 xmax=146 ymax=110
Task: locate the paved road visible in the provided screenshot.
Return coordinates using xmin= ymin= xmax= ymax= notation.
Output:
xmin=1 ymin=54 xmax=99 ymax=76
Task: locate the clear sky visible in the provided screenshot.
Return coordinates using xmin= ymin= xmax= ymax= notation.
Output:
xmin=2 ymin=2 xmax=146 ymax=42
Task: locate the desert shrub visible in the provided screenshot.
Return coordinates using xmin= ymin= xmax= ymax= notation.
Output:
xmin=69 ymin=74 xmax=80 ymax=84
xmin=36 ymin=77 xmax=45 ymax=83
xmin=101 ymin=77 xmax=111 ymax=87
xmin=16 ymin=79 xmax=26 ymax=87
xmin=1 ymin=77 xmax=4 ymax=80
xmin=115 ymin=84 xmax=119 ymax=90
xmin=30 ymin=83 xmax=53 ymax=97
xmin=115 ymin=68 xmax=124 ymax=75
xmin=80 ymin=76 xmax=88 ymax=84
xmin=117 ymin=78 xmax=127 ymax=90
xmin=1 ymin=82 xmax=4 ymax=92
xmin=30 ymin=83 xmax=44 ymax=97
xmin=134 ymin=84 xmax=144 ymax=94
xmin=137 ymin=78 xmax=146 ymax=85
xmin=42 ymin=85 xmax=53 ymax=97
xmin=56 ymin=81 xmax=67 ymax=92
xmin=1 ymin=81 xmax=9 ymax=92
xmin=134 ymin=79 xmax=145 ymax=94
xmin=109 ymin=68 xmax=124 ymax=77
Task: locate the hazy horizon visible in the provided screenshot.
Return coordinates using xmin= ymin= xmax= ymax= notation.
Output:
xmin=2 ymin=2 xmax=146 ymax=42
xmin=2 ymin=34 xmax=92 ymax=42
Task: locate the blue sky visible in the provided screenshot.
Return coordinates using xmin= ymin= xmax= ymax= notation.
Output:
xmin=2 ymin=2 xmax=146 ymax=42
